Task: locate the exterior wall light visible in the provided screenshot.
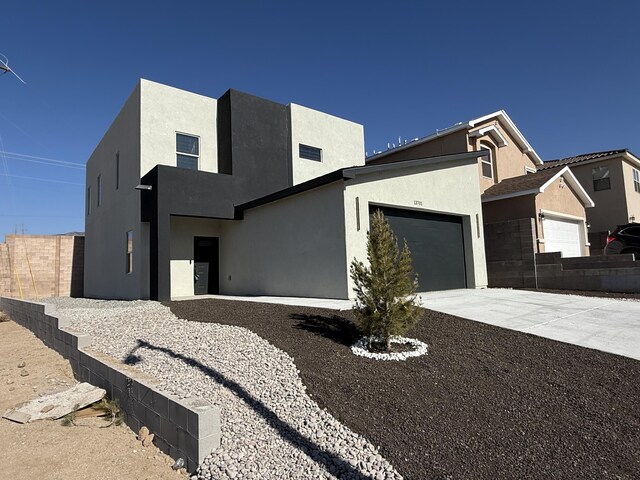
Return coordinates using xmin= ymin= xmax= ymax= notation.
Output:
xmin=135 ymin=184 xmax=153 ymax=191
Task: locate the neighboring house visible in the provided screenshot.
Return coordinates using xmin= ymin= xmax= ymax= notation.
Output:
xmin=366 ymin=110 xmax=594 ymax=257
xmin=85 ymin=79 xmax=488 ymax=301
xmin=538 ymin=149 xmax=640 ymax=254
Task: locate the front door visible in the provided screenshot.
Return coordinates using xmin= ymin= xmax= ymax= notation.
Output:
xmin=194 ymin=237 xmax=219 ymax=295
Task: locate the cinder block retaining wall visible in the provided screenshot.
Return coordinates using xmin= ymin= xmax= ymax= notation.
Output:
xmin=485 ymin=219 xmax=640 ymax=293
xmin=535 ymin=252 xmax=640 ymax=292
xmin=0 ymin=297 xmax=219 ymax=473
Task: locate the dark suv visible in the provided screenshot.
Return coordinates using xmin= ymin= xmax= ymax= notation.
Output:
xmin=604 ymin=223 xmax=640 ymax=256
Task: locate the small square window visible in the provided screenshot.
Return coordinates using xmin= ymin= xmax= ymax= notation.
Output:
xmin=126 ymin=230 xmax=133 ymax=274
xmin=592 ymin=166 xmax=610 ymax=191
xmin=299 ymin=144 xmax=322 ymax=162
xmin=176 ymin=133 xmax=199 ymax=170
xmin=633 ymin=169 xmax=640 ymax=193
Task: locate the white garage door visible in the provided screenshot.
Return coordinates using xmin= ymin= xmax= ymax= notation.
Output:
xmin=544 ymin=217 xmax=582 ymax=257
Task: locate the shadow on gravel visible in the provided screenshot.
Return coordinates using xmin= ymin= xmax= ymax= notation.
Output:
xmin=290 ymin=313 xmax=361 ymax=347
xmin=126 ymin=339 xmax=374 ymax=480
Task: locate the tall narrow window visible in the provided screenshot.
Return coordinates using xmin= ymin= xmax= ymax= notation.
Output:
xmin=480 ymin=145 xmax=493 ymax=179
xmin=116 ymin=151 xmax=120 ymax=190
xmin=299 ymin=144 xmax=322 ymax=162
xmin=87 ymin=187 xmax=92 ymax=216
xmin=176 ymin=133 xmax=199 ymax=170
xmin=126 ymin=231 xmax=133 ymax=274
xmin=592 ymin=166 xmax=610 ymax=191
xmin=97 ymin=174 xmax=102 ymax=207
xmin=633 ymin=168 xmax=640 ymax=193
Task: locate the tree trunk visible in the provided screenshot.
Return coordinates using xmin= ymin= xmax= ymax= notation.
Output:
xmin=384 ymin=336 xmax=391 ymax=351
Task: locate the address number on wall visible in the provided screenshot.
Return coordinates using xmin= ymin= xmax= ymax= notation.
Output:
xmin=414 ymin=200 xmax=422 ymax=206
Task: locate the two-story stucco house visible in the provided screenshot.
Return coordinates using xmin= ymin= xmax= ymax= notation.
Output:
xmin=85 ymin=79 xmax=489 ymax=301
xmin=538 ymin=149 xmax=640 ymax=254
xmin=367 ymin=111 xmax=594 ymax=258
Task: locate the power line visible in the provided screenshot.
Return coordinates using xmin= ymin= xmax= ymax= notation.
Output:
xmin=0 ymin=150 xmax=84 ymax=168
xmin=1 ymin=154 xmax=85 ymax=170
xmin=0 ymin=172 xmax=84 ymax=186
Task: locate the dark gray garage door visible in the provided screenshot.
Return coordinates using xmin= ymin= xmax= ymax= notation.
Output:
xmin=371 ymin=206 xmax=467 ymax=292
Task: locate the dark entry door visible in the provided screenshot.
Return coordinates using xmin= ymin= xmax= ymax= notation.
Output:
xmin=371 ymin=206 xmax=467 ymax=292
xmin=194 ymin=237 xmax=219 ymax=295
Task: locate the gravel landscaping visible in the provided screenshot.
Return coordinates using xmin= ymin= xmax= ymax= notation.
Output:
xmin=43 ymin=298 xmax=401 ymax=480
xmin=166 ymin=298 xmax=640 ymax=480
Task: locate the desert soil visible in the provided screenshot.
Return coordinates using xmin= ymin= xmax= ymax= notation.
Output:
xmin=0 ymin=317 xmax=188 ymax=480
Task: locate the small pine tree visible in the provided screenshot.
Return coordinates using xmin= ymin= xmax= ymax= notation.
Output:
xmin=350 ymin=210 xmax=422 ymax=351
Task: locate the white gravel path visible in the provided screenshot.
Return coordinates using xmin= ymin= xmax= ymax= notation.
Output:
xmin=43 ymin=298 xmax=402 ymax=480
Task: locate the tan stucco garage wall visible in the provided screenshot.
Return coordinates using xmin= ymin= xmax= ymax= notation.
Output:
xmin=343 ymin=158 xmax=488 ymax=294
xmin=221 ymin=182 xmax=349 ymax=298
xmin=169 ymin=216 xmax=225 ymax=298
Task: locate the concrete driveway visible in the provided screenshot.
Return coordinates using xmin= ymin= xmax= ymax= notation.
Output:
xmin=418 ymin=289 xmax=640 ymax=361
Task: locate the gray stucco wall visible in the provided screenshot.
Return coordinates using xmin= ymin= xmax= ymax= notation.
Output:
xmin=222 ymin=182 xmax=349 ymax=298
xmin=84 ymin=82 xmax=149 ymax=300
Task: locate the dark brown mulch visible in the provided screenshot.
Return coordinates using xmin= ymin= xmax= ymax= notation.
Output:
xmin=165 ymin=299 xmax=640 ymax=480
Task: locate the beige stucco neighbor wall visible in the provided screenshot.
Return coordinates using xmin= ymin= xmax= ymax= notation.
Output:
xmin=221 ymin=182 xmax=349 ymax=298
xmin=343 ymin=158 xmax=488 ymax=294
xmin=85 ymin=82 xmax=149 ymax=300
xmin=569 ymin=160 xmax=627 ymax=232
xmin=169 ymin=216 xmax=225 ymax=298
xmin=289 ymin=103 xmax=364 ymax=185
xmin=140 ymin=79 xmax=218 ymax=177
xmin=468 ymin=120 xmax=539 ymax=193
xmin=0 ymin=235 xmax=84 ymax=298
xmin=369 ymin=130 xmax=468 ymax=165
xmin=621 ymin=160 xmax=640 ymax=223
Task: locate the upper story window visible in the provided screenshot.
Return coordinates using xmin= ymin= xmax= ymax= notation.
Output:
xmin=299 ymin=144 xmax=322 ymax=162
xmin=115 ymin=151 xmax=120 ymax=190
xmin=480 ymin=145 xmax=494 ymax=179
xmin=633 ymin=168 xmax=640 ymax=193
xmin=176 ymin=133 xmax=199 ymax=170
xmin=592 ymin=165 xmax=610 ymax=191
xmin=87 ymin=186 xmax=92 ymax=216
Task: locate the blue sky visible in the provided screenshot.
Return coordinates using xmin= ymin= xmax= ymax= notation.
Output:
xmin=1 ymin=0 xmax=638 ymax=235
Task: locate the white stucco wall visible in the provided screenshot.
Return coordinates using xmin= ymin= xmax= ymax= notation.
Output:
xmin=220 ymin=182 xmax=349 ymax=298
xmin=169 ymin=216 xmax=225 ymax=298
xmin=140 ymin=79 xmax=218 ymax=177
xmin=85 ymin=83 xmax=150 ymax=299
xmin=289 ymin=103 xmax=364 ymax=185
xmin=343 ymin=158 xmax=488 ymax=294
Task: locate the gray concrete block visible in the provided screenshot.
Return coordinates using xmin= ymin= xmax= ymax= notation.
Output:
xmin=150 ymin=388 xmax=169 ymax=418
xmin=160 ymin=416 xmax=179 ymax=448
xmin=187 ymin=405 xmax=220 ymax=438
xmin=168 ymin=399 xmax=189 ymax=427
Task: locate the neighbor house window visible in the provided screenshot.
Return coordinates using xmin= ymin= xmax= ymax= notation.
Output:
xmin=116 ymin=151 xmax=120 ymax=190
xmin=592 ymin=166 xmax=610 ymax=191
xmin=97 ymin=174 xmax=102 ymax=207
xmin=126 ymin=231 xmax=133 ymax=274
xmin=480 ymin=145 xmax=493 ymax=179
xmin=299 ymin=144 xmax=322 ymax=162
xmin=87 ymin=187 xmax=92 ymax=216
xmin=634 ymin=169 xmax=640 ymax=193
xmin=176 ymin=133 xmax=199 ymax=170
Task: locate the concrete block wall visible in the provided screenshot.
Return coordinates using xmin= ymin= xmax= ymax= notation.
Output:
xmin=0 ymin=297 xmax=219 ymax=473
xmin=484 ymin=218 xmax=537 ymax=288
xmin=535 ymin=252 xmax=640 ymax=293
xmin=0 ymin=235 xmax=84 ymax=299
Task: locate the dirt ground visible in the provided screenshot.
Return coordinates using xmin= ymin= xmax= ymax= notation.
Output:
xmin=0 ymin=316 xmax=188 ymax=480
